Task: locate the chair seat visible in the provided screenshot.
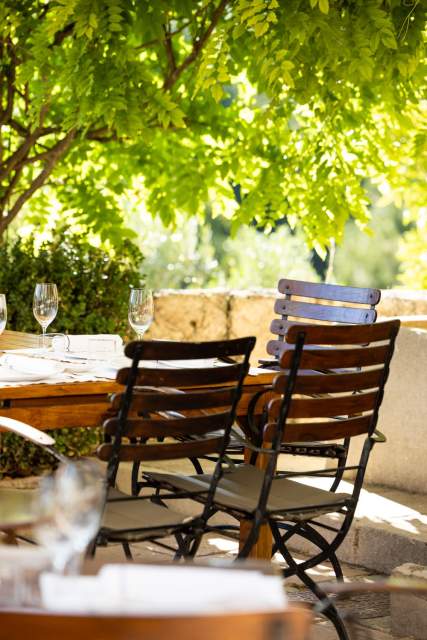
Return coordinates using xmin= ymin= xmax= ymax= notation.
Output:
xmin=148 ymin=465 xmax=351 ymax=518
xmin=100 ymin=487 xmax=193 ymax=542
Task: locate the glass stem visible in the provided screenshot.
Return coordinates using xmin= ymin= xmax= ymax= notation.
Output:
xmin=42 ymin=325 xmax=47 ymax=349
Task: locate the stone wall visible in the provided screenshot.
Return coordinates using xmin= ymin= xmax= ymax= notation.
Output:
xmin=146 ymin=287 xmax=427 ymax=363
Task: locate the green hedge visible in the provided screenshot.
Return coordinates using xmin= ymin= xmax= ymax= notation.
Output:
xmin=0 ymin=229 xmax=144 ymax=477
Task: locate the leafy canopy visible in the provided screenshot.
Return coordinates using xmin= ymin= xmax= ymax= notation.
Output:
xmin=0 ymin=0 xmax=425 ymax=249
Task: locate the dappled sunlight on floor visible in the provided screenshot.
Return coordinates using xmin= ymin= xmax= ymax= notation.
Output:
xmin=292 ymin=475 xmax=427 ymax=538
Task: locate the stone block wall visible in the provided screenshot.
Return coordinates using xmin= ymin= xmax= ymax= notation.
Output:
xmin=146 ymin=287 xmax=427 ymax=363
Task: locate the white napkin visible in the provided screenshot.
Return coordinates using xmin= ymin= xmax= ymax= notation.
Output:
xmin=52 ymin=334 xmax=123 ymax=355
xmin=41 ymin=564 xmax=287 ymax=615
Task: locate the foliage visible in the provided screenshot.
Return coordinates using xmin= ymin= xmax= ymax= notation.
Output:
xmin=128 ymin=205 xmax=317 ymax=289
xmin=333 ymin=189 xmax=406 ymax=289
xmin=398 ymin=210 xmax=427 ymax=289
xmin=0 ymin=428 xmax=101 ymax=478
xmin=219 ymin=224 xmax=318 ymax=287
xmin=0 ymin=228 xmax=144 ymax=477
xmin=0 ymin=227 xmax=144 ymax=334
xmin=0 ymin=1 xmax=425 ymax=249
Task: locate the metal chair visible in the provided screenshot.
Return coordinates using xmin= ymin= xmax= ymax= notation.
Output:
xmin=254 ymin=278 xmax=382 ymax=492
xmin=94 ymin=337 xmax=255 ymax=559
xmin=147 ymin=320 xmax=400 ymax=640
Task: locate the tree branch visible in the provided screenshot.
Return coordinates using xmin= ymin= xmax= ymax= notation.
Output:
xmin=0 ymin=166 xmax=22 ymax=211
xmin=0 ymin=129 xmax=77 ymax=234
xmin=163 ymin=23 xmax=177 ymax=76
xmin=163 ymin=0 xmax=229 ymax=91
xmin=0 ymin=39 xmax=16 ymax=125
xmin=52 ymin=22 xmax=75 ymax=47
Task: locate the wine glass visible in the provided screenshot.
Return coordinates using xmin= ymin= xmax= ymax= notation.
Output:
xmin=0 ymin=294 xmax=7 ymax=335
xmin=33 ymin=283 xmax=58 ymax=348
xmin=128 ymin=287 xmax=154 ymax=340
xmin=33 ymin=460 xmax=106 ymax=575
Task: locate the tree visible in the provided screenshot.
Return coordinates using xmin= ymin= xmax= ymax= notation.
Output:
xmin=0 ymin=0 xmax=425 ymax=248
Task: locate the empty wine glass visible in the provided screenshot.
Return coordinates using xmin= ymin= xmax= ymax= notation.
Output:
xmin=0 ymin=294 xmax=7 ymax=335
xmin=33 ymin=283 xmax=58 ymax=348
xmin=128 ymin=287 xmax=154 ymax=340
xmin=33 ymin=460 xmax=106 ymax=575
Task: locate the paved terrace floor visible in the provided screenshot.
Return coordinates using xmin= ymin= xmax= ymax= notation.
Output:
xmin=4 ymin=464 xmax=426 ymax=639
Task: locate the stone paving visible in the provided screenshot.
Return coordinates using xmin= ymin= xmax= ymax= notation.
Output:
xmin=93 ymin=534 xmax=416 ymax=640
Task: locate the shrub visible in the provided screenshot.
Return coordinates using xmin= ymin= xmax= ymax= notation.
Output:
xmin=0 ymin=228 xmax=144 ymax=477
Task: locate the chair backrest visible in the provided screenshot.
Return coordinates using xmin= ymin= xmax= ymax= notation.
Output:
xmin=267 ymin=279 xmax=381 ymax=360
xmin=0 ymin=607 xmax=312 ymax=640
xmin=265 ymin=320 xmax=400 ymax=445
xmin=97 ymin=337 xmax=255 ymax=483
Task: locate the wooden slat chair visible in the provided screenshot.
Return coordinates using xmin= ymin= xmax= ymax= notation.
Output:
xmin=0 ymin=606 xmax=312 ymax=640
xmin=147 ymin=320 xmax=400 ymax=640
xmin=266 ymin=278 xmax=380 ymax=363
xmin=254 ymin=278 xmax=381 ymax=491
xmin=94 ymin=337 xmax=255 ymax=559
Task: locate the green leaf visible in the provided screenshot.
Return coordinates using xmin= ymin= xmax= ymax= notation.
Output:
xmin=318 ymin=0 xmax=329 ymax=14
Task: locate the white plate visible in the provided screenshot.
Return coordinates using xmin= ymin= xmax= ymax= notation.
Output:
xmin=0 ymin=357 xmax=65 ymax=382
xmin=0 ymin=368 xmax=59 ymax=382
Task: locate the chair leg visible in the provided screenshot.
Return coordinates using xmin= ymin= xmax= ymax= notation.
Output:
xmin=122 ymin=541 xmax=133 ymax=560
xmin=270 ymin=521 xmax=349 ymax=640
xmin=276 ymin=521 xmax=345 ymax=582
xmin=173 ymin=532 xmax=192 ymax=560
xmin=189 ymin=458 xmax=204 ymax=475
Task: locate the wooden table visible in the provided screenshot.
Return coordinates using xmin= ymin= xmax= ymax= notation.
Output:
xmin=0 ymin=330 xmax=276 ymax=558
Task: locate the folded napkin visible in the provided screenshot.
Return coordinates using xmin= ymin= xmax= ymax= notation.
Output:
xmin=52 ymin=334 xmax=123 ymax=355
xmin=41 ymin=564 xmax=287 ymax=614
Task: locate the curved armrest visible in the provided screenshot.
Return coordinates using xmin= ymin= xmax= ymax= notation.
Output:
xmin=0 ymin=417 xmax=55 ymax=447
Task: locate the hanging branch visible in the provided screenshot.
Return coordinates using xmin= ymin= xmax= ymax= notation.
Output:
xmin=163 ymin=0 xmax=229 ymax=91
xmin=0 ymin=128 xmax=76 ymax=234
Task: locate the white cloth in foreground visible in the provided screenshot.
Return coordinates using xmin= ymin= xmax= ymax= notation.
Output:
xmin=41 ymin=564 xmax=287 ymax=615
xmin=52 ymin=334 xmax=123 ymax=355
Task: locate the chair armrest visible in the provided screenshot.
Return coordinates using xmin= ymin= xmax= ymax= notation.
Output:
xmin=0 ymin=417 xmax=55 ymax=447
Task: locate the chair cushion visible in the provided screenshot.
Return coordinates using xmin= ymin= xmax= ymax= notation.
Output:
xmin=148 ymin=465 xmax=351 ymax=517
xmin=100 ymin=487 xmax=193 ymax=542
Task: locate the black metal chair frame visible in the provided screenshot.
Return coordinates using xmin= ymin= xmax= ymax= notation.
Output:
xmin=94 ymin=337 xmax=256 ymax=559
xmin=149 ymin=320 xmax=400 ymax=640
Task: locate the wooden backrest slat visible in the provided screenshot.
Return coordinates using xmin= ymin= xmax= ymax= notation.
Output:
xmin=285 ymin=320 xmax=400 ymax=345
xmin=270 ymin=319 xmax=323 ymax=337
xmin=268 ymin=391 xmax=378 ymax=420
xmin=274 ymin=299 xmax=377 ymax=325
xmin=104 ymin=413 xmax=231 ymax=438
xmin=111 ymin=388 xmax=235 ymax=412
xmin=125 ymin=337 xmax=255 ymax=360
xmin=101 ymin=336 xmax=255 ymax=475
xmin=264 ymin=415 xmax=373 ymax=443
xmin=277 ymin=279 xmax=381 ymax=305
xmin=274 ymin=368 xmax=384 ymax=394
xmin=265 ymin=320 xmax=399 ymax=443
xmin=97 ymin=437 xmax=223 ymax=462
xmin=278 ymin=344 xmax=390 ymax=370
xmin=116 ymin=364 xmax=245 ymax=388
